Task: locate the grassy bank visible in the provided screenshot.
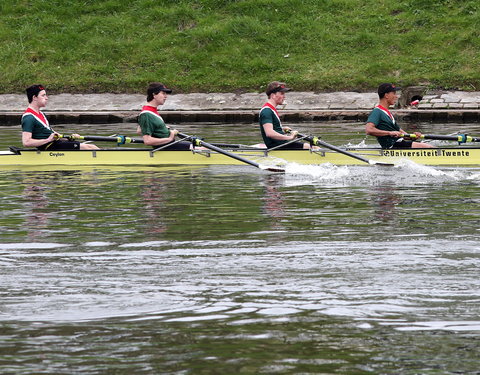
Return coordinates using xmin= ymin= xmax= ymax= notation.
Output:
xmin=1 ymin=0 xmax=479 ymax=94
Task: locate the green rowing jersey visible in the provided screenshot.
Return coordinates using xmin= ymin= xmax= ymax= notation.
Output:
xmin=21 ymin=109 xmax=53 ymax=139
xmin=259 ymin=103 xmax=287 ymax=149
xmin=367 ymin=106 xmax=400 ymax=149
xmin=138 ymin=106 xmax=170 ymax=139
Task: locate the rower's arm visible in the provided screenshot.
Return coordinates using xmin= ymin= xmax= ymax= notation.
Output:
xmin=365 ymin=122 xmax=403 ymax=138
xmin=262 ymin=123 xmax=297 ymax=140
xmin=22 ymin=131 xmax=55 ymax=147
xmin=142 ymin=130 xmax=177 ymax=146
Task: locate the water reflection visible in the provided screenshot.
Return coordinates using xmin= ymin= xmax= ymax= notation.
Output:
xmin=139 ymin=171 xmax=168 ymax=235
xmin=370 ymin=184 xmax=403 ymax=223
xmin=22 ymin=179 xmax=49 ymax=240
xmin=20 ymin=171 xmax=84 ymax=241
xmin=261 ymin=174 xmax=286 ymax=229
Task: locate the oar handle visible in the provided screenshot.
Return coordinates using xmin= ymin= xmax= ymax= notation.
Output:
xmin=57 ymin=134 xmax=144 ymax=144
xmin=404 ymin=133 xmax=480 ymax=143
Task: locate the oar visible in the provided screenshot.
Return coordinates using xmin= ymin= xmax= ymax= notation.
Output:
xmin=58 ymin=134 xmax=144 ymax=145
xmin=404 ymin=133 xmax=480 ymax=144
xmin=296 ymin=132 xmax=393 ymax=166
xmin=177 ymin=132 xmax=285 ymax=172
xmin=60 ymin=134 xmax=255 ymax=149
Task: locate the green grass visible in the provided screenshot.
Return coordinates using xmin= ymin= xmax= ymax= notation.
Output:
xmin=1 ymin=0 xmax=479 ymax=94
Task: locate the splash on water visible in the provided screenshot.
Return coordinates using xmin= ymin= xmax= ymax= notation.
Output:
xmin=394 ymin=159 xmax=460 ymax=178
xmin=465 ymin=170 xmax=480 ymax=183
xmin=281 ymin=159 xmax=479 ymax=187
xmin=345 ymin=139 xmax=369 ymax=148
xmin=393 ymin=159 xmax=480 ymax=184
xmin=285 ymin=162 xmax=350 ymax=180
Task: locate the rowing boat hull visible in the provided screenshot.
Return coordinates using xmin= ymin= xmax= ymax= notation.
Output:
xmin=1 ymin=147 xmax=480 ymax=167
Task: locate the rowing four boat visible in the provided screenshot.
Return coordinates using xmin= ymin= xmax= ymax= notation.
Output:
xmin=1 ymin=145 xmax=479 ymax=167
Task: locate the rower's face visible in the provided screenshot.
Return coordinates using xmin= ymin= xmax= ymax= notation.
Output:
xmin=385 ymin=91 xmax=399 ymax=106
xmin=34 ymin=90 xmax=48 ymax=108
xmin=153 ymin=91 xmax=167 ymax=105
xmin=272 ymin=91 xmax=286 ymax=105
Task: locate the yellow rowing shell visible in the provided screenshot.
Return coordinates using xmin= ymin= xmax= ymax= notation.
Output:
xmin=1 ymin=147 xmax=479 ymax=167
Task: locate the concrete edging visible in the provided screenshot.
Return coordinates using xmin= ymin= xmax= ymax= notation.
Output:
xmin=2 ymin=89 xmax=480 ymax=125
xmin=2 ymin=109 xmax=480 ymax=126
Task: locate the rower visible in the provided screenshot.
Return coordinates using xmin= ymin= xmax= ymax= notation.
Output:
xmin=21 ymin=85 xmax=99 ymax=151
xmin=365 ymin=83 xmax=433 ymax=149
xmin=137 ymin=82 xmax=192 ymax=150
xmin=259 ymin=81 xmax=312 ymax=150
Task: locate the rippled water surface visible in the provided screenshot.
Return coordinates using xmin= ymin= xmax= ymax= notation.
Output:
xmin=1 ymin=122 xmax=479 ymax=374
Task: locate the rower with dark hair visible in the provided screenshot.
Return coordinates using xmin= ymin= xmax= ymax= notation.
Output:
xmin=21 ymin=84 xmax=99 ymax=150
xmin=259 ymin=81 xmax=312 ymax=150
xmin=365 ymin=83 xmax=433 ymax=149
xmin=137 ymin=82 xmax=191 ymax=150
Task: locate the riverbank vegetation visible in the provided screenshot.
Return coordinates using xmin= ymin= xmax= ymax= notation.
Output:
xmin=1 ymin=0 xmax=479 ymax=93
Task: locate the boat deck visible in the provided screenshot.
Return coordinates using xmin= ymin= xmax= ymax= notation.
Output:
xmin=1 ymin=146 xmax=480 ymax=167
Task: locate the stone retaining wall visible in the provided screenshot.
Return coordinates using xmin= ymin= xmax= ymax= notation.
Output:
xmin=2 ymin=109 xmax=480 ymax=126
xmin=2 ymin=90 xmax=480 ymax=125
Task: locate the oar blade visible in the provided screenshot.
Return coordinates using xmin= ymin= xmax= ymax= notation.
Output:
xmin=263 ymin=166 xmax=285 ymax=172
xmin=370 ymin=161 xmax=395 ymax=166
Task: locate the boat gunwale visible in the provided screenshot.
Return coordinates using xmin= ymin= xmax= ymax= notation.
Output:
xmin=5 ymin=145 xmax=480 ymax=154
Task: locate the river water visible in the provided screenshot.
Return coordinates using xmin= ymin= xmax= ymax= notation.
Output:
xmin=1 ymin=122 xmax=479 ymax=374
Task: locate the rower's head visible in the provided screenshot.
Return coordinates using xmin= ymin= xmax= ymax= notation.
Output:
xmin=378 ymin=83 xmax=401 ymax=103
xmin=26 ymin=84 xmax=48 ymax=106
xmin=266 ymin=81 xmax=291 ymax=105
xmin=378 ymin=83 xmax=401 ymax=98
xmin=147 ymin=82 xmax=172 ymax=103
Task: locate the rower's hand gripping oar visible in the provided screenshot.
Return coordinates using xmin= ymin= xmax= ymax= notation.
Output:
xmin=294 ymin=132 xmax=393 ymax=166
xmin=404 ymin=133 xmax=480 ymax=144
xmin=177 ymin=132 xmax=285 ymax=172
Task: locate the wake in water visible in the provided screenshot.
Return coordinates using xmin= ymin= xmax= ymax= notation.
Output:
xmin=283 ymin=159 xmax=480 ymax=187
